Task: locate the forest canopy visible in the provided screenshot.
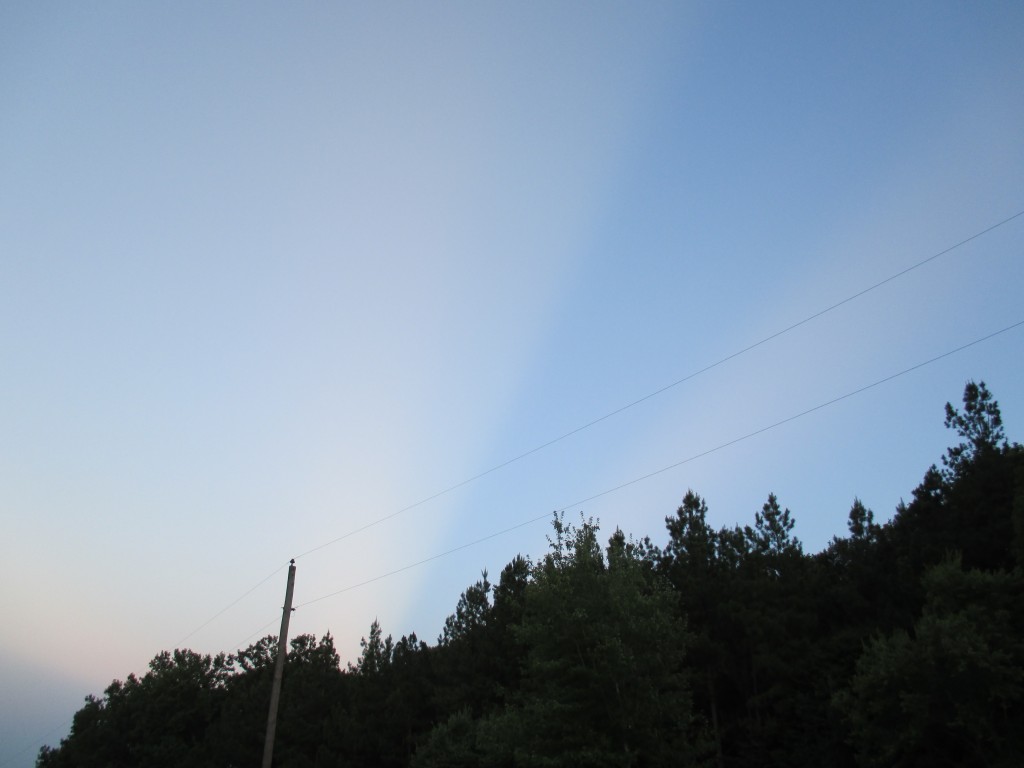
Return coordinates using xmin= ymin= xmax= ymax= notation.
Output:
xmin=38 ymin=381 xmax=1024 ymax=768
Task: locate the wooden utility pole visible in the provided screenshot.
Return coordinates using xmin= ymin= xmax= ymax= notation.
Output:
xmin=261 ymin=559 xmax=296 ymax=768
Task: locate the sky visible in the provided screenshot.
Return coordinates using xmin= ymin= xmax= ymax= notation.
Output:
xmin=2 ymin=2 xmax=1023 ymax=764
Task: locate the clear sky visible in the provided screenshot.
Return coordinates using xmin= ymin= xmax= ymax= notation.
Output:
xmin=2 ymin=2 xmax=1023 ymax=765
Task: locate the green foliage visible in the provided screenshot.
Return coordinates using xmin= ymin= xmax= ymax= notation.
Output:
xmin=37 ymin=649 xmax=233 ymax=768
xmin=415 ymin=514 xmax=704 ymax=767
xmin=663 ymin=490 xmax=717 ymax=579
xmin=745 ymin=493 xmax=800 ymax=558
xmin=350 ymin=618 xmax=394 ymax=676
xmin=846 ymin=497 xmax=877 ymax=541
xmin=507 ymin=513 xmax=700 ymax=767
xmin=439 ymin=571 xmax=491 ymax=646
xmin=836 ymin=559 xmax=1024 ymax=767
xmin=411 ymin=709 xmax=482 ymax=768
xmin=942 ymin=380 xmax=1007 ymax=479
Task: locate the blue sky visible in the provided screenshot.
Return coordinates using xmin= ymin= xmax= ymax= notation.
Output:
xmin=2 ymin=2 xmax=1023 ymax=765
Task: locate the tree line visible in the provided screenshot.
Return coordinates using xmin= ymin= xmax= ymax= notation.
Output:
xmin=38 ymin=381 xmax=1024 ymax=767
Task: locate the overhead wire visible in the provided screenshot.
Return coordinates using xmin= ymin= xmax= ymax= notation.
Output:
xmin=230 ymin=619 xmax=283 ymax=654
xmin=167 ymin=208 xmax=1024 ymax=655
xmin=291 ymin=208 xmax=1024 ymax=562
xmin=294 ymin=317 xmax=1023 ymax=609
xmin=32 ymin=317 xmax=1017 ymax=767
xmin=297 ymin=515 xmax=547 ymax=609
xmin=25 ymin=222 xmax=1022 ymax=766
xmin=175 ymin=563 xmax=290 ymax=648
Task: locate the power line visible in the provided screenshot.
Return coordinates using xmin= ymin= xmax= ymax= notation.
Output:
xmin=174 ymin=563 xmax=290 ymax=649
xmin=297 ymin=515 xmax=547 ymax=609
xmin=20 ymin=299 xmax=1020 ymax=768
xmin=292 ymin=209 xmax=1024 ymax=562
xmin=167 ymin=208 xmax=1024 ymax=654
xmin=294 ymin=318 xmax=1023 ymax=609
xmin=229 ymin=618 xmax=285 ymax=657
xmin=557 ymin=319 xmax=1024 ymax=510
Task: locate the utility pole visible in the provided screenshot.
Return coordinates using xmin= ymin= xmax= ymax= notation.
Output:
xmin=261 ymin=559 xmax=296 ymax=768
